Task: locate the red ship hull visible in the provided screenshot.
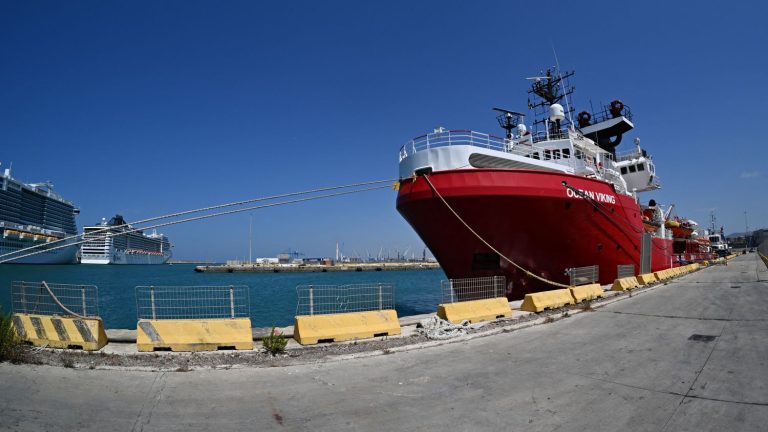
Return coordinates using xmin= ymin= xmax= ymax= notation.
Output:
xmin=396 ymin=169 xmax=686 ymax=299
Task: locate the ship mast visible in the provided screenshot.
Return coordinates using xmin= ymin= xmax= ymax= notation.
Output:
xmin=526 ymin=68 xmax=575 ymax=138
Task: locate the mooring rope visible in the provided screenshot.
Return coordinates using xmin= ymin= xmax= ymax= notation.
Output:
xmin=41 ymin=281 xmax=87 ymax=319
xmin=0 ymin=184 xmax=391 ymax=263
xmin=0 ymin=178 xmax=398 ymax=262
xmin=421 ymin=175 xmax=571 ymax=289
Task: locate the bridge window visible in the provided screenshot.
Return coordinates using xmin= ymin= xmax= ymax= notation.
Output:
xmin=553 ymin=149 xmax=561 ymax=159
xmin=638 ymin=163 xmax=645 ymax=171
xmin=543 ymin=150 xmax=551 ymax=160
xmin=621 ymin=167 xmax=628 ymax=175
xmin=629 ymin=165 xmax=637 ymax=173
xmin=532 ymin=152 xmax=540 ymax=160
xmin=562 ymin=148 xmax=570 ymax=158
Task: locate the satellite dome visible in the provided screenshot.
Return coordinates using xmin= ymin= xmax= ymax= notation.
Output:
xmin=549 ymin=103 xmax=565 ymax=122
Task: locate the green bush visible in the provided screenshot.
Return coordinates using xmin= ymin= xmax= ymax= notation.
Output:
xmin=262 ymin=326 xmax=288 ymax=354
xmin=0 ymin=307 xmax=23 ymax=363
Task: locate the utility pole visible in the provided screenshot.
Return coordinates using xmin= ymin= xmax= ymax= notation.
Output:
xmin=745 ymin=210 xmax=750 ymax=248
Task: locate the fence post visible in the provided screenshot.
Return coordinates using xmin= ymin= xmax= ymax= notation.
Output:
xmin=450 ymin=280 xmax=455 ymax=303
xmin=309 ymin=285 xmax=314 ymax=316
xmin=81 ymin=286 xmax=87 ymax=317
xmin=20 ymin=282 xmax=26 ymax=314
xmin=378 ymin=283 xmax=383 ymax=310
xmin=229 ymin=285 xmax=235 ymax=319
xmin=150 ymin=286 xmax=156 ymax=320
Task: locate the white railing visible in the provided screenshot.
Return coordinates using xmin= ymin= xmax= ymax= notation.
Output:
xmin=440 ymin=276 xmax=506 ymax=303
xmin=135 ymin=285 xmax=250 ymax=320
xmin=12 ymin=281 xmax=100 ymax=318
xmin=295 ymin=283 xmax=395 ymax=316
xmin=398 ymin=129 xmax=574 ymax=164
xmin=399 ymin=130 xmax=507 ymax=161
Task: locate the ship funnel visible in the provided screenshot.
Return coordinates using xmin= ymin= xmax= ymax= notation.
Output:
xmin=549 ymin=104 xmax=565 ymax=122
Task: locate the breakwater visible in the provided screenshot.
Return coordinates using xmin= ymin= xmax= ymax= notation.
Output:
xmin=194 ymin=262 xmax=441 ymax=273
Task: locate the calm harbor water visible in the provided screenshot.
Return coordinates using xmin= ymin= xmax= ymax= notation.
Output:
xmin=0 ymin=264 xmax=445 ymax=329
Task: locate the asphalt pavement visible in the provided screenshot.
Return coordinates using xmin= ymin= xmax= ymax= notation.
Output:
xmin=1 ymin=254 xmax=766 ymax=431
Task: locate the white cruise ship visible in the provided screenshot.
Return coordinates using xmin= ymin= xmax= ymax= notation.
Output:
xmin=0 ymin=166 xmax=80 ymax=264
xmin=81 ymin=215 xmax=172 ymax=264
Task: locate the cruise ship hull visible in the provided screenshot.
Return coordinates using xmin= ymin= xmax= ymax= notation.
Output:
xmin=0 ymin=243 xmax=78 ymax=264
xmin=81 ymin=250 xmax=171 ymax=265
xmin=396 ymin=169 xmax=679 ymax=299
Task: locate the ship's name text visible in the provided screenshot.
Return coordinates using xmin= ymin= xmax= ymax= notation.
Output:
xmin=565 ymin=188 xmax=616 ymax=204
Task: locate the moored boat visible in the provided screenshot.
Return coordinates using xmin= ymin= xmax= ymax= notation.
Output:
xmin=395 ymin=68 xmax=715 ymax=299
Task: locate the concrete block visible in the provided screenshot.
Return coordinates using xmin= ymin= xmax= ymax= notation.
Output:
xmin=293 ymin=310 xmax=401 ymax=345
xmin=570 ymin=284 xmax=604 ymax=302
xmin=637 ymin=273 xmax=658 ymax=285
xmin=437 ymin=297 xmax=512 ymax=324
xmin=612 ymin=276 xmax=640 ymax=291
xmin=12 ymin=313 xmax=107 ymax=351
xmin=520 ymin=289 xmax=574 ymax=313
xmin=136 ymin=318 xmax=254 ymax=352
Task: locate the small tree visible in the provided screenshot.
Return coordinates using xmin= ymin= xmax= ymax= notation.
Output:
xmin=262 ymin=326 xmax=288 ymax=354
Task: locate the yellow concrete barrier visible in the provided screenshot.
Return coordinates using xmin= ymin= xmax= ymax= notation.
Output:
xmin=654 ymin=270 xmax=672 ymax=280
xmin=12 ymin=313 xmax=107 ymax=351
xmin=570 ymin=284 xmax=604 ymax=302
xmin=690 ymin=263 xmax=700 ymax=271
xmin=437 ymin=297 xmax=512 ymax=324
xmin=637 ymin=273 xmax=658 ymax=285
xmin=293 ymin=310 xmax=401 ymax=345
xmin=136 ymin=318 xmax=253 ymax=352
xmin=612 ymin=276 xmax=640 ymax=291
xmin=520 ymin=289 xmax=574 ymax=312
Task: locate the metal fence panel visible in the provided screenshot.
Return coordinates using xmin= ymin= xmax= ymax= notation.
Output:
xmin=440 ymin=276 xmax=506 ymax=304
xmin=11 ymin=281 xmax=100 ymax=318
xmin=295 ymin=283 xmax=395 ymax=316
xmin=566 ymin=265 xmax=599 ymax=286
xmin=617 ymin=264 xmax=635 ymax=279
xmin=136 ymin=285 xmax=250 ymax=320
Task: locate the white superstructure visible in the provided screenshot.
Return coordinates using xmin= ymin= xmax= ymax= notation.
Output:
xmin=0 ymin=166 xmax=80 ymax=264
xmin=81 ymin=215 xmax=172 ymax=265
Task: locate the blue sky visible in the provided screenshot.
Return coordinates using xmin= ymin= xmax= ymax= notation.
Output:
xmin=2 ymin=1 xmax=767 ymax=261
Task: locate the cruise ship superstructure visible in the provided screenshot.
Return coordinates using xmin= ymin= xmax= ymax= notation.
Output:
xmin=81 ymin=215 xmax=172 ymax=264
xmin=0 ymin=167 xmax=80 ymax=264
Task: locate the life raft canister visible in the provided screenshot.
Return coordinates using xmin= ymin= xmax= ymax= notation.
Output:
xmin=577 ymin=111 xmax=591 ymax=128
xmin=609 ymin=99 xmax=624 ymax=118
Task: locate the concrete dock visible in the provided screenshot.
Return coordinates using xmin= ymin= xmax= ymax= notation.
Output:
xmin=1 ymin=254 xmax=767 ymax=431
xmin=194 ymin=261 xmax=441 ymax=273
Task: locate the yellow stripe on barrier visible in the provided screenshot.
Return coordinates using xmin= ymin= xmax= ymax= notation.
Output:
xmin=570 ymin=284 xmax=604 ymax=302
xmin=136 ymin=318 xmax=253 ymax=352
xmin=294 ymin=310 xmax=401 ymax=345
xmin=637 ymin=273 xmax=658 ymax=285
xmin=437 ymin=297 xmax=512 ymax=324
xmin=612 ymin=276 xmax=640 ymax=291
xmin=12 ymin=313 xmax=107 ymax=351
xmin=520 ymin=289 xmax=574 ymax=313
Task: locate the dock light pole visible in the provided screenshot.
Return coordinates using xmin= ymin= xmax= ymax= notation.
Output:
xmin=249 ymin=214 xmax=253 ymax=265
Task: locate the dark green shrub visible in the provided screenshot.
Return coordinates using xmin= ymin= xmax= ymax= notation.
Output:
xmin=0 ymin=307 xmax=23 ymax=363
xmin=262 ymin=326 xmax=288 ymax=354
